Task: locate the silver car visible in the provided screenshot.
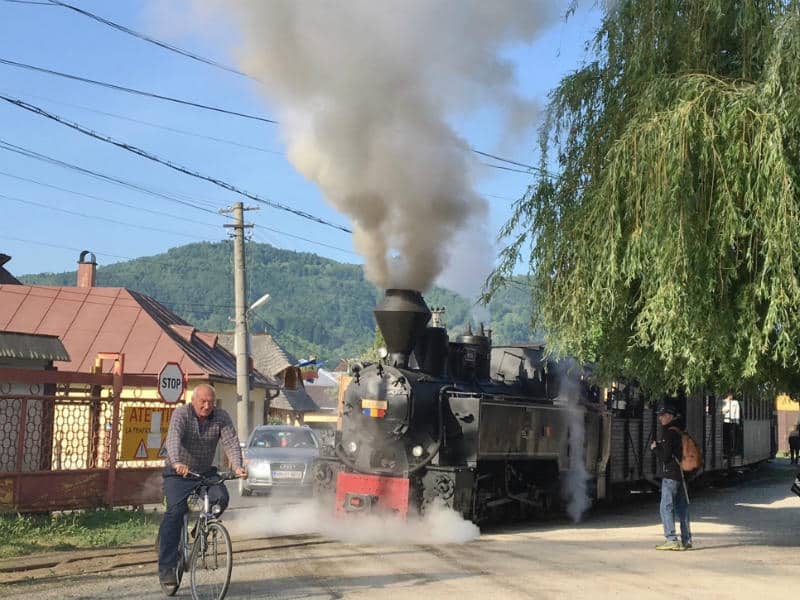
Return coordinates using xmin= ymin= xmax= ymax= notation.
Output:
xmin=239 ymin=425 xmax=320 ymax=496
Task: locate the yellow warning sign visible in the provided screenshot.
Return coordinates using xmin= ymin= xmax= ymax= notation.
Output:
xmin=120 ymin=406 xmax=175 ymax=461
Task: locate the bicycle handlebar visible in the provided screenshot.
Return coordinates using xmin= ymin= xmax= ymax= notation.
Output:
xmin=186 ymin=471 xmax=240 ymax=484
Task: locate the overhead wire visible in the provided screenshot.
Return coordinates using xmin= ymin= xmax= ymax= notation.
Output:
xmin=44 ymin=0 xmax=256 ymax=80
xmin=0 ymin=138 xmax=226 ymax=216
xmin=0 ymin=192 xmax=212 ymax=240
xmin=0 ymin=94 xmax=353 ymax=233
xmin=251 ymin=226 xmax=358 ymax=257
xmin=0 ymin=170 xmax=222 ymax=228
xmin=0 ymin=234 xmax=135 ymax=261
xmin=0 ymin=57 xmax=542 ymax=177
xmin=0 ymin=141 xmax=356 ymax=256
xmin=0 ymin=58 xmax=277 ymax=124
xmin=480 ymin=161 xmax=537 ymax=175
xmin=0 ymin=89 xmax=284 ymax=155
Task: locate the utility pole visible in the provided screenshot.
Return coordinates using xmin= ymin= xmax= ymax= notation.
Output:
xmin=222 ymin=202 xmax=258 ymax=442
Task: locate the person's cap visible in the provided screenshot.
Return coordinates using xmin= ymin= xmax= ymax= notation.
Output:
xmin=658 ymin=405 xmax=679 ymax=417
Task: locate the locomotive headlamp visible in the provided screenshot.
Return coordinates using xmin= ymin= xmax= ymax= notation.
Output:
xmin=412 ymin=445 xmax=424 ymax=458
xmin=346 ymin=441 xmax=358 ymax=454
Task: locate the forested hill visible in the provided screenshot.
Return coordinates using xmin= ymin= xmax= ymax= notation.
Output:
xmin=19 ymin=242 xmax=536 ymax=363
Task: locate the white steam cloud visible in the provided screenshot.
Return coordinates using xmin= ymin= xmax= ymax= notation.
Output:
xmin=562 ymin=401 xmax=591 ymax=522
xmin=557 ymin=365 xmax=592 ymax=522
xmin=214 ymin=0 xmax=557 ymax=293
xmin=225 ymin=498 xmax=479 ymax=545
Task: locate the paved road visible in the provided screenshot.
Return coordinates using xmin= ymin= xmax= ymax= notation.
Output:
xmin=4 ymin=461 xmax=799 ymax=599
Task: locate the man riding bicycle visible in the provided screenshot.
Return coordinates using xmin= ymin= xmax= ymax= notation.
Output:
xmin=158 ymin=383 xmax=247 ymax=588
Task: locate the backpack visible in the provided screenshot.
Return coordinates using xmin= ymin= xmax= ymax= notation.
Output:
xmin=670 ymin=427 xmax=703 ymax=472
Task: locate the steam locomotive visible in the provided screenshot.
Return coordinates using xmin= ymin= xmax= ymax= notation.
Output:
xmin=312 ymin=289 xmax=776 ymax=523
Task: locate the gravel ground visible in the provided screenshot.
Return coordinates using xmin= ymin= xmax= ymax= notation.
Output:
xmin=3 ymin=459 xmax=798 ymax=599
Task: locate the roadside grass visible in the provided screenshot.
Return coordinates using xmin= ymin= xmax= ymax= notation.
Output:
xmin=0 ymin=508 xmax=160 ymax=558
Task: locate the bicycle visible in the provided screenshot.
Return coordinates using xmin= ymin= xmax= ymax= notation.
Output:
xmin=160 ymin=471 xmax=238 ymax=600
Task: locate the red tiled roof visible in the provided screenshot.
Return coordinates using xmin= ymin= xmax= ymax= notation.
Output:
xmin=0 ymin=284 xmax=277 ymax=387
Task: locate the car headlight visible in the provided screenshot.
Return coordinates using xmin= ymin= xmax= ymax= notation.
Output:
xmin=248 ymin=461 xmax=269 ymax=476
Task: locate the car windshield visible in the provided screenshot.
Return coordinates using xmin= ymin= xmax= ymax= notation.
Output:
xmin=249 ymin=429 xmax=318 ymax=449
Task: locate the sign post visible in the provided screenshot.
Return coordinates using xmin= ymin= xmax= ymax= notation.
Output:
xmin=158 ymin=362 xmax=185 ymax=404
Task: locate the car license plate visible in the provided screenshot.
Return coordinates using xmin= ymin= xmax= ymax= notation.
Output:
xmin=272 ymin=471 xmax=303 ymax=480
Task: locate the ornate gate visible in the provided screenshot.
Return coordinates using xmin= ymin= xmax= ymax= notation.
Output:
xmin=0 ymin=353 xmax=174 ymax=513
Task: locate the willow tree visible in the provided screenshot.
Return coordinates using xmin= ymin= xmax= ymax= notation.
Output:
xmin=487 ymin=1 xmax=800 ymax=394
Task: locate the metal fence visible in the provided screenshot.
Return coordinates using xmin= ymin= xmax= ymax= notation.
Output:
xmin=0 ymin=358 xmax=172 ymax=513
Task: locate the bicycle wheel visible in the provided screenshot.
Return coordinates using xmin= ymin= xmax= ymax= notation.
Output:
xmin=189 ymin=521 xmax=232 ymax=600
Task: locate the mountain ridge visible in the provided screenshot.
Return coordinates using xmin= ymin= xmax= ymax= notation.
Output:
xmin=18 ymin=241 xmax=536 ymax=364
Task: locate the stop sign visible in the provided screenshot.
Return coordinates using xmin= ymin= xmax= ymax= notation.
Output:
xmin=158 ymin=362 xmax=185 ymax=403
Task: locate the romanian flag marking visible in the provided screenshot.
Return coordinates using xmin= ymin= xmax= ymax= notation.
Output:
xmin=362 ymin=408 xmax=386 ymax=418
xmin=361 ymin=398 xmax=388 ymax=418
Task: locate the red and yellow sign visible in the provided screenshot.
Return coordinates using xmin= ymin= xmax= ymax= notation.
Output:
xmin=120 ymin=406 xmax=175 ymax=461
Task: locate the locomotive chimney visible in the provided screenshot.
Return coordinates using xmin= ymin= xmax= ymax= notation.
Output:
xmin=373 ymin=289 xmax=431 ymax=368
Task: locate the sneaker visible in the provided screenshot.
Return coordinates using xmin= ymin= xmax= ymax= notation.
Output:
xmin=159 ymin=568 xmax=178 ymax=586
xmin=655 ymin=540 xmax=681 ymax=551
xmin=681 ymin=542 xmax=693 ymax=550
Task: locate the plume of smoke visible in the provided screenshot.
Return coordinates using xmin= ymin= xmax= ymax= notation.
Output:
xmin=556 ymin=362 xmax=592 ymax=522
xmin=225 ymin=497 xmax=479 ymax=545
xmin=214 ymin=0 xmax=556 ymax=293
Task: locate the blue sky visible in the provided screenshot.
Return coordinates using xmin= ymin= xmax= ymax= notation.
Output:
xmin=0 ymin=0 xmax=601 ymax=277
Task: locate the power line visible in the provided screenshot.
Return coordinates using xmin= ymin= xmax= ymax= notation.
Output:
xmin=0 ymin=89 xmax=284 ymax=155
xmin=0 ymin=146 xmax=354 ymax=256
xmin=45 ymin=0 xmax=255 ymax=80
xmin=0 ymin=58 xmax=277 ymax=124
xmin=11 ymin=89 xmax=536 ymax=200
xmin=0 ymin=138 xmax=225 ymax=216
xmin=0 ymin=170 xmax=222 ymax=228
xmin=0 ymin=95 xmax=353 ymax=233
xmin=480 ymin=161 xmax=537 ymax=175
xmin=471 ymin=148 xmax=537 ymax=171
xmin=0 ymin=234 xmax=135 ymax=261
xmin=0 ymin=59 xmax=541 ymax=172
xmin=1 ymin=192 xmax=212 ymax=240
xmin=2 ymin=0 xmax=52 ymax=4
xmin=251 ymin=227 xmax=358 ymax=257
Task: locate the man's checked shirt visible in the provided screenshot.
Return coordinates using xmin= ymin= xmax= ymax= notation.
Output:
xmin=165 ymin=403 xmax=243 ymax=473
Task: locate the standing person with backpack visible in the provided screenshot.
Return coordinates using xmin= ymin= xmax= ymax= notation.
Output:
xmin=788 ymin=424 xmax=800 ymax=465
xmin=650 ymin=404 xmax=693 ymax=551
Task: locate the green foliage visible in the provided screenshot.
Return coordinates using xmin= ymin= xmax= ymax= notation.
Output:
xmin=0 ymin=508 xmax=159 ymax=557
xmin=487 ymin=1 xmax=800 ymax=394
xmin=21 ymin=242 xmax=537 ymax=364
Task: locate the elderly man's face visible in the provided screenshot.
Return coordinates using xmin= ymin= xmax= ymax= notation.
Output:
xmin=192 ymin=387 xmax=215 ymax=419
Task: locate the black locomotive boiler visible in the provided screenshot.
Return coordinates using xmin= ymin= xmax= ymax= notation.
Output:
xmin=312 ymin=289 xmax=775 ymax=523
